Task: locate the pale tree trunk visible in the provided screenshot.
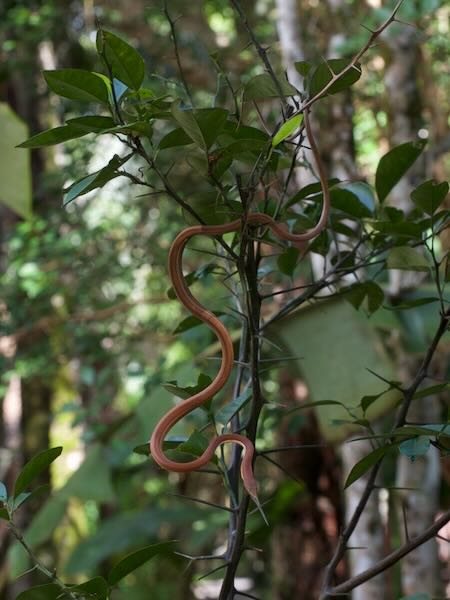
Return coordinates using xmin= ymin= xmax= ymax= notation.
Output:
xmin=274 ymin=2 xmax=386 ymax=598
xmin=384 ymin=23 xmax=443 ymax=596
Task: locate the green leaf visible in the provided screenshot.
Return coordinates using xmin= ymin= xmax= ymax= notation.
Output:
xmin=309 ymin=59 xmax=362 ymax=97
xmin=277 ymin=247 xmax=300 ymax=277
xmin=0 ymin=507 xmax=9 ymax=520
xmin=161 ymin=108 xmax=228 ymax=151
xmin=44 ymin=69 xmax=109 ymax=104
xmin=330 ymin=188 xmax=373 ymax=218
xmin=14 ymin=447 xmax=62 ymax=497
xmin=399 ymin=436 xmax=431 ymax=461
xmin=70 ymin=576 xmax=108 ymax=599
xmin=284 ymin=178 xmax=340 ymax=210
xmin=243 ymin=73 xmax=298 ymax=101
xmin=97 ymin=30 xmax=145 ymax=90
xmin=361 ymin=392 xmax=385 ymax=413
xmin=171 ymin=102 xmax=206 ymax=150
xmin=0 ymin=482 xmax=6 ymax=502
xmin=215 ymin=388 xmax=252 ymax=425
xmin=65 ymin=115 xmax=116 ymax=132
xmin=272 ymin=114 xmax=304 ymax=147
xmin=108 ymin=542 xmax=175 ymax=585
xmin=173 ymin=312 xmax=224 ymax=335
xmin=345 ymin=443 xmax=397 ymax=488
xmin=171 ymin=431 xmax=209 ymax=457
xmin=63 ymin=154 xmax=129 ymax=206
xmin=167 ymin=263 xmax=216 ymax=299
xmin=386 ymin=247 xmax=429 ymax=272
xmin=386 ymin=297 xmax=438 ymax=310
xmin=410 ymin=179 xmax=449 ymax=215
xmin=12 ymin=484 xmax=49 ymax=512
xmin=0 ymin=102 xmax=32 ymax=218
xmin=17 ymin=125 xmax=88 ymax=148
xmin=413 ymin=383 xmax=450 ymax=399
xmin=342 ymin=182 xmax=376 ymax=214
xmin=294 ymin=61 xmax=312 ymax=77
xmin=375 ymin=140 xmax=426 ymax=203
xmin=16 ymin=584 xmax=61 ymax=600
xmin=162 ymin=373 xmax=212 ymax=400
xmin=343 ymin=282 xmax=384 ymax=315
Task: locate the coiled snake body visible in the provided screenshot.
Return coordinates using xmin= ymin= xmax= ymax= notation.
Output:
xmin=150 ymin=111 xmax=330 ymax=503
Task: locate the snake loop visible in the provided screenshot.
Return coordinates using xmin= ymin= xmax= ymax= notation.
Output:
xmin=150 ymin=110 xmax=330 ymax=502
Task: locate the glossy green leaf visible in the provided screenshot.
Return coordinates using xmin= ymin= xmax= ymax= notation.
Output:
xmin=66 ymin=115 xmax=116 ymax=132
xmin=14 ymin=447 xmax=62 ymax=497
xmin=386 ymin=297 xmax=438 ymax=310
xmin=44 ymin=69 xmax=109 ymax=103
xmin=108 ymin=542 xmax=175 ymax=585
xmin=243 ymin=73 xmax=298 ymax=101
xmin=386 ymin=247 xmax=429 ymax=271
xmin=399 ymin=436 xmax=431 ymax=461
xmin=284 ymin=178 xmax=340 ymax=210
xmin=63 ymin=154 xmax=129 ymax=206
xmin=411 ymin=179 xmax=449 ymax=215
xmin=171 ymin=431 xmax=209 ymax=457
xmin=171 ymin=101 xmax=206 ymax=150
xmin=0 ymin=103 xmax=32 ymax=218
xmin=272 ymin=114 xmax=304 ymax=147
xmin=345 ymin=443 xmax=397 ymax=488
xmin=70 ymin=576 xmax=108 ymax=599
xmin=343 ymin=182 xmax=376 ymax=214
xmin=16 ymin=584 xmax=61 ymax=600
xmin=17 ymin=125 xmax=88 ymax=148
xmin=215 ymin=388 xmax=252 ymax=425
xmin=375 ymin=140 xmax=426 ymax=203
xmin=310 ymin=59 xmax=361 ymax=97
xmin=161 ymin=108 xmax=228 ymax=150
xmin=330 ymin=188 xmax=373 ymax=218
xmin=97 ymin=30 xmax=145 ymax=90
xmin=277 ymin=247 xmax=300 ymax=277
xmin=0 ymin=482 xmax=6 ymax=502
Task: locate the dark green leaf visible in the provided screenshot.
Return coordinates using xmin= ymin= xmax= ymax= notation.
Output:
xmin=386 ymin=247 xmax=429 ymax=271
xmin=399 ymin=436 xmax=430 ymax=461
xmin=277 ymin=247 xmax=300 ymax=277
xmin=386 ymin=297 xmax=438 ymax=310
xmin=63 ymin=154 xmax=129 ymax=206
xmin=66 ymin=116 xmax=116 ymax=132
xmin=361 ymin=392 xmax=385 ymax=413
xmin=330 ymin=188 xmax=373 ymax=218
xmin=410 ymin=179 xmax=449 ymax=215
xmin=70 ymin=576 xmax=108 ymax=599
xmin=345 ymin=443 xmax=397 ymax=488
xmin=343 ymin=282 xmax=384 ymax=315
xmin=17 ymin=125 xmax=88 ymax=148
xmin=167 ymin=263 xmax=216 ymax=299
xmin=171 ymin=431 xmax=209 ymax=457
xmin=16 ymin=584 xmax=61 ymax=600
xmin=161 ymin=108 xmax=228 ymax=150
xmin=171 ymin=102 xmax=206 ymax=150
xmin=173 ymin=312 xmax=224 ymax=334
xmin=294 ymin=61 xmax=312 ymax=77
xmin=284 ymin=179 xmax=340 ymax=210
xmin=343 ymin=182 xmax=376 ymax=214
xmin=163 ymin=373 xmax=212 ymax=400
xmin=413 ymin=383 xmax=450 ymax=399
xmin=375 ymin=140 xmax=426 ymax=203
xmin=0 ymin=507 xmax=9 ymax=520
xmin=215 ymin=388 xmax=252 ymax=424
xmin=108 ymin=542 xmax=175 ymax=585
xmin=44 ymin=69 xmax=109 ymax=104
xmin=243 ymin=73 xmax=298 ymax=101
xmin=12 ymin=485 xmax=49 ymax=512
xmin=309 ymin=59 xmax=361 ymax=97
xmin=97 ymin=30 xmax=145 ymax=90
xmin=14 ymin=447 xmax=62 ymax=497
xmin=272 ymin=114 xmax=304 ymax=147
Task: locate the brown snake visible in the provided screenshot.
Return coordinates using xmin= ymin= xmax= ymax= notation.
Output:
xmin=150 ymin=110 xmax=330 ymax=504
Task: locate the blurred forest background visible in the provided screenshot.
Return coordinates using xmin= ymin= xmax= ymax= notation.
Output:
xmin=0 ymin=0 xmax=449 ymax=599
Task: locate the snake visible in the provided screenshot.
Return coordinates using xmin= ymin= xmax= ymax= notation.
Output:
xmin=150 ymin=109 xmax=330 ymax=503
